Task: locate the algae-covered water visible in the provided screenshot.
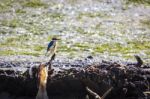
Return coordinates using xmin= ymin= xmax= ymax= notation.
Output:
xmin=0 ymin=0 xmax=150 ymax=62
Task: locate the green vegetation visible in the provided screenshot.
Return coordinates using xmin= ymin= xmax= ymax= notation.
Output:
xmin=95 ymin=23 xmax=102 ymax=30
xmin=34 ymin=45 xmax=45 ymax=51
xmin=0 ymin=0 xmax=149 ymax=61
xmin=23 ymin=0 xmax=47 ymax=8
xmin=7 ymin=34 xmax=29 ymax=42
xmin=58 ymin=45 xmax=77 ymax=52
xmin=74 ymin=43 xmax=90 ymax=50
xmin=0 ymin=34 xmax=30 ymax=48
xmin=0 ymin=50 xmax=40 ymax=56
xmin=66 ymin=0 xmax=78 ymax=5
xmin=16 ymin=9 xmax=26 ymax=14
xmin=76 ymin=27 xmax=85 ymax=34
xmin=26 ymin=26 xmax=43 ymax=35
xmin=18 ymin=51 xmax=40 ymax=56
xmin=0 ymin=50 xmax=15 ymax=55
xmin=94 ymin=40 xmax=150 ymax=58
xmin=77 ymin=12 xmax=108 ymax=20
xmin=126 ymin=0 xmax=150 ymax=5
xmin=127 ymin=40 xmax=150 ymax=50
xmin=0 ymin=30 xmax=10 ymax=34
xmin=0 ymin=0 xmax=47 ymax=12
xmin=141 ymin=19 xmax=150 ymax=28
xmin=22 ymin=21 xmax=46 ymax=35
xmin=46 ymin=12 xmax=66 ymax=20
xmin=47 ymin=36 xmax=53 ymax=41
xmin=95 ymin=43 xmax=110 ymax=53
xmin=76 ymin=27 xmax=95 ymax=35
xmin=1 ymin=19 xmax=22 ymax=28
xmin=0 ymin=0 xmax=13 ymax=12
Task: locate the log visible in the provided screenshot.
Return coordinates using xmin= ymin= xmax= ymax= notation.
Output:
xmin=0 ymin=56 xmax=149 ymax=99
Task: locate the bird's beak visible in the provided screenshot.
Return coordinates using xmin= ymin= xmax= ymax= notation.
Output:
xmin=56 ymin=38 xmax=61 ymax=40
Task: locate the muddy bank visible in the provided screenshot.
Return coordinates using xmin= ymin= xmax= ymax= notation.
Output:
xmin=0 ymin=56 xmax=149 ymax=99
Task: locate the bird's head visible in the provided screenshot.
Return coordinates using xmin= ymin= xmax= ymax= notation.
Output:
xmin=52 ymin=37 xmax=60 ymax=41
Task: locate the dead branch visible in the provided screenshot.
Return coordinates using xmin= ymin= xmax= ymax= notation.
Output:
xmin=144 ymin=91 xmax=150 ymax=94
xmin=50 ymin=53 xmax=56 ymax=61
xmin=101 ymin=87 xmax=113 ymax=99
xmin=86 ymin=86 xmax=102 ymax=99
xmin=86 ymin=86 xmax=113 ymax=99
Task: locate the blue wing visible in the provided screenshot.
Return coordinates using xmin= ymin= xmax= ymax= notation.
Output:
xmin=47 ymin=41 xmax=54 ymax=51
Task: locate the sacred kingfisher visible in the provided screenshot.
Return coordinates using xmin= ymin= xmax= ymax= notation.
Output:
xmin=45 ymin=37 xmax=60 ymax=57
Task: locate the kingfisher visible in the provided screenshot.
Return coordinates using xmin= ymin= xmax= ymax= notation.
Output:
xmin=45 ymin=37 xmax=60 ymax=57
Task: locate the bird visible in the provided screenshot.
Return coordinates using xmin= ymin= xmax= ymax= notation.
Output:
xmin=45 ymin=37 xmax=60 ymax=57
xmin=36 ymin=64 xmax=49 ymax=99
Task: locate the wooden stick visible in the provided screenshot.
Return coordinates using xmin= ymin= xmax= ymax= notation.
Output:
xmin=101 ymin=87 xmax=113 ymax=99
xmin=86 ymin=86 xmax=102 ymax=99
xmin=86 ymin=86 xmax=113 ymax=99
xmin=144 ymin=91 xmax=150 ymax=94
xmin=134 ymin=55 xmax=143 ymax=67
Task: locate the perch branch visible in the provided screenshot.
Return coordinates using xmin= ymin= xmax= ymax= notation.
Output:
xmin=134 ymin=55 xmax=143 ymax=67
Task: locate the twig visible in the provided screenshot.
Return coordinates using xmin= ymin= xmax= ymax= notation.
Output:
xmin=86 ymin=94 xmax=89 ymax=99
xmin=101 ymin=87 xmax=113 ymax=99
xmin=86 ymin=86 xmax=102 ymax=99
xmin=143 ymin=91 xmax=150 ymax=95
xmin=46 ymin=53 xmax=56 ymax=66
xmin=8 ymin=63 xmax=17 ymax=77
xmin=86 ymin=86 xmax=113 ymax=99
xmin=29 ymin=65 xmax=33 ymax=78
xmin=51 ymin=53 xmax=56 ymax=61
